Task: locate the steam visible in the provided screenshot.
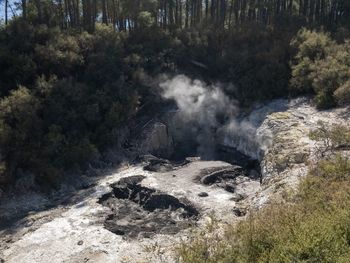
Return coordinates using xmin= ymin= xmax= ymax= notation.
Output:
xmin=158 ymin=75 xmax=273 ymax=160
xmin=160 ymin=75 xmax=237 ymax=123
xmin=159 ymin=75 xmax=238 ymax=158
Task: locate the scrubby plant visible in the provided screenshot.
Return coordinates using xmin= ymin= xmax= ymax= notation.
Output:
xmin=290 ymin=29 xmax=350 ymax=108
xmin=309 ymin=121 xmax=350 ymax=157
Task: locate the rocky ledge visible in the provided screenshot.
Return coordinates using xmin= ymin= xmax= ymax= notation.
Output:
xmin=228 ymin=98 xmax=350 ymax=207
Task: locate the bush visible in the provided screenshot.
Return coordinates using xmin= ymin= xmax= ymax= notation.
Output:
xmin=290 ymin=29 xmax=350 ymax=108
xmin=0 ymin=24 xmax=142 ymax=188
xmin=309 ymin=121 xmax=350 ymax=156
xmin=0 ymin=86 xmax=42 ymax=181
xmin=334 ymin=80 xmax=350 ymax=105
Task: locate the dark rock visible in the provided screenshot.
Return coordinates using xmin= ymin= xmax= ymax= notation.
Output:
xmin=144 ymin=194 xmax=183 ymax=211
xmin=139 ymin=122 xmax=174 ymax=159
xmin=98 ymin=192 xmax=113 ymax=203
xmin=217 ymin=145 xmax=259 ymax=169
xmin=82 ymin=182 xmax=96 ymax=190
xmin=198 ymin=192 xmax=209 ymax=197
xmin=224 ymin=183 xmax=236 ymax=193
xmin=104 ymin=224 xmax=125 ymax=236
xmin=144 ymin=159 xmax=173 ymax=172
xmin=140 ymin=232 xmax=154 ymax=239
xmin=136 ymin=154 xmax=159 ymax=163
xmin=200 ymin=167 xmax=244 ymax=185
xmin=144 ymin=157 xmax=190 ymax=173
xmin=232 ymin=207 xmax=247 ymax=217
xmin=77 ymin=240 xmax=84 ymax=245
xmin=230 ymin=193 xmax=245 ymax=202
xmin=117 ymin=175 xmax=146 ymax=186
xmin=98 ymin=176 xmax=199 ymax=239
xmin=249 ymin=169 xmax=260 ymax=179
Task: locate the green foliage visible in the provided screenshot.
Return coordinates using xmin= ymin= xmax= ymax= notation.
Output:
xmin=177 ymin=218 xmax=236 ymax=263
xmin=137 ymin=11 xmax=155 ymax=28
xmin=311 ymin=155 xmax=350 ymax=181
xmin=0 ymin=86 xmax=42 ymax=180
xmin=290 ymin=29 xmax=350 ymax=108
xmin=0 ymin=23 xmax=141 ymax=187
xmin=175 ymin=28 xmax=292 ymax=106
xmin=34 ymin=33 xmax=84 ymax=76
xmin=309 ymin=121 xmax=350 ymax=157
xmin=177 ymin=126 xmax=350 ymax=263
xmin=334 ymin=80 xmax=350 ymax=105
xmin=292 ymin=29 xmax=333 ymax=62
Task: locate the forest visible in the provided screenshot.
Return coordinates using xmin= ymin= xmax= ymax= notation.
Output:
xmin=0 ymin=0 xmax=350 ymax=188
xmin=2 ymin=0 xmax=349 ymax=31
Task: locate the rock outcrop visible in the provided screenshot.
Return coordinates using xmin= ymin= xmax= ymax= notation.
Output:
xmin=137 ymin=121 xmax=174 ymax=158
xmin=222 ymin=97 xmax=350 ymax=207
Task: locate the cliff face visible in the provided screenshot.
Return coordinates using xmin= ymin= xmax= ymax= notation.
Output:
xmin=226 ymin=97 xmax=350 ymax=208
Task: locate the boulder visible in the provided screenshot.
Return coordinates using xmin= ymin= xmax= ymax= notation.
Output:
xmin=139 ymin=122 xmax=174 ymax=158
xmin=198 ymin=192 xmax=209 ymax=197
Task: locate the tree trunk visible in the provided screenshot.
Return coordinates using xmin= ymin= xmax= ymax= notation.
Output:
xmin=169 ymin=0 xmax=174 ymax=26
xmin=5 ymin=0 xmax=8 ymax=25
xmin=102 ymin=0 xmax=108 ymax=24
xmin=112 ymin=0 xmax=117 ymax=30
xmin=22 ymin=0 xmax=27 ymax=20
xmin=58 ymin=0 xmax=64 ymax=28
xmin=205 ymin=0 xmax=209 ymax=20
xmin=179 ymin=0 xmax=183 ymax=27
xmin=185 ymin=0 xmax=189 ymax=27
xmin=34 ymin=0 xmax=43 ymax=23
xmin=220 ymin=0 xmax=226 ymax=27
xmin=228 ymin=0 xmax=234 ymax=28
xmin=211 ymin=0 xmax=216 ymax=23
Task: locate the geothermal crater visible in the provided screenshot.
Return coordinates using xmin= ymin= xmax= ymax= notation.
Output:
xmin=1 ymin=76 xmax=282 ymax=263
xmin=98 ymin=149 xmax=258 ymax=239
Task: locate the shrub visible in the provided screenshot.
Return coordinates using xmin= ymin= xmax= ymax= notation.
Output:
xmin=0 ymin=86 xmax=41 ymax=181
xmin=334 ymin=80 xmax=350 ymax=105
xmin=176 ymin=125 xmax=350 ymax=263
xmin=309 ymin=121 xmax=350 ymax=156
xmin=290 ymin=29 xmax=350 ymax=108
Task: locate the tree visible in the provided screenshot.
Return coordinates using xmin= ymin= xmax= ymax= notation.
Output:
xmin=5 ymin=0 xmax=8 ymax=25
xmin=22 ymin=0 xmax=27 ymax=20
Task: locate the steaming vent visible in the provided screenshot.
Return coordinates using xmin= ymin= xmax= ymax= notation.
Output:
xmin=158 ymin=75 xmax=271 ymax=165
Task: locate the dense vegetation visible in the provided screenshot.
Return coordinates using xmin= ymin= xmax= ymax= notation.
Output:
xmin=177 ymin=124 xmax=350 ymax=263
xmin=290 ymin=29 xmax=350 ymax=108
xmin=0 ymin=0 xmax=350 ymax=189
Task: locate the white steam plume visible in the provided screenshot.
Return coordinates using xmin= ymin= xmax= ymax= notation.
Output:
xmin=160 ymin=75 xmax=237 ymax=123
xmin=159 ymin=75 xmax=236 ymax=158
xmin=159 ymin=75 xmax=272 ymax=160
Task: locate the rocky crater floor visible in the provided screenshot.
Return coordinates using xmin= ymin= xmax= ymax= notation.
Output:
xmin=98 ymin=174 xmax=199 ymax=238
xmin=0 ymin=158 xmax=260 ymax=263
xmin=1 ymin=97 xmax=350 ymax=263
